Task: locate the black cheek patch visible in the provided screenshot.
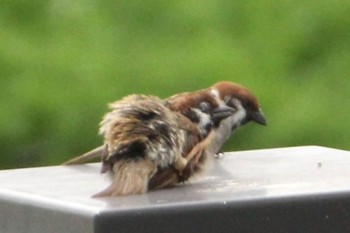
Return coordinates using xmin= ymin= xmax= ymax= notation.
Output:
xmin=203 ymin=123 xmax=212 ymax=137
xmin=184 ymin=109 xmax=200 ymax=123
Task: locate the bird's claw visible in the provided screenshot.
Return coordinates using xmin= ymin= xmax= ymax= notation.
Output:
xmin=173 ymin=156 xmax=188 ymax=171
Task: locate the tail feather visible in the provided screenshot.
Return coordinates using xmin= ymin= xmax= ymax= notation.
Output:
xmin=93 ymin=158 xmax=157 ymax=197
xmin=62 ymin=145 xmax=107 ymax=165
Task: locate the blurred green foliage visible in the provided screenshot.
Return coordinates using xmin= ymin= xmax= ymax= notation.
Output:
xmin=1 ymin=0 xmax=350 ymax=169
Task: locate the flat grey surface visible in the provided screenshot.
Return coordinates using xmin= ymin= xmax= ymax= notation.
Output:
xmin=1 ymin=146 xmax=350 ymax=233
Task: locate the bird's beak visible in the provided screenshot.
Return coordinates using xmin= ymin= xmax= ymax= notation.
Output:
xmin=212 ymin=106 xmax=235 ymax=123
xmin=251 ymin=110 xmax=267 ymax=126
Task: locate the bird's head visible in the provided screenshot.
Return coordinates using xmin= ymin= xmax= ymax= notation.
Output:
xmin=211 ymin=81 xmax=267 ymax=130
xmin=166 ymin=90 xmax=235 ymax=138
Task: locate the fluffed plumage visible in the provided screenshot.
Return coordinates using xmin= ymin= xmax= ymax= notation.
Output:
xmin=93 ymin=94 xmax=233 ymax=196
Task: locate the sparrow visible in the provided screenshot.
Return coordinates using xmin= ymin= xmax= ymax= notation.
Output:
xmin=92 ymin=94 xmax=234 ymax=196
xmin=206 ymin=81 xmax=267 ymax=155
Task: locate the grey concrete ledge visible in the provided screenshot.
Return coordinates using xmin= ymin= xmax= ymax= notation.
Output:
xmin=1 ymin=146 xmax=350 ymax=233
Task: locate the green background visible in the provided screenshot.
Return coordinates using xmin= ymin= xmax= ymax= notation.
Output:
xmin=1 ymin=0 xmax=349 ymax=169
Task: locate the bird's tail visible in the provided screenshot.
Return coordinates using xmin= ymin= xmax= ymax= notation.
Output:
xmin=62 ymin=145 xmax=107 ymax=165
xmin=92 ymin=158 xmax=157 ymax=197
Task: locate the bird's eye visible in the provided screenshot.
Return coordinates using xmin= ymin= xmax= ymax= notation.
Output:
xmin=199 ymin=102 xmax=211 ymax=113
xmin=227 ymin=98 xmax=239 ymax=111
xmin=242 ymin=99 xmax=253 ymax=109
